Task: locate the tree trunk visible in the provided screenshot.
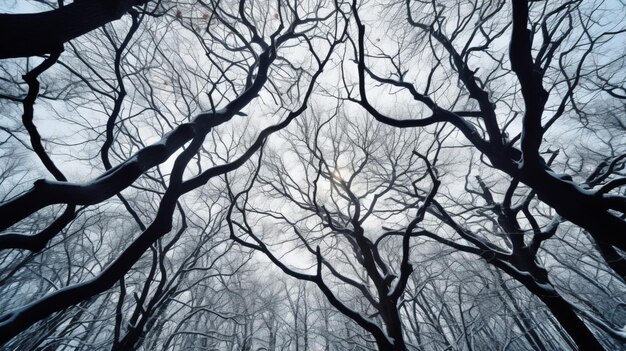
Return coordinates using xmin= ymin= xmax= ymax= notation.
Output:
xmin=537 ymin=293 xmax=605 ymax=350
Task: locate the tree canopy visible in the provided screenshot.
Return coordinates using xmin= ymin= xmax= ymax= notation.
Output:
xmin=1 ymin=0 xmax=625 ymax=350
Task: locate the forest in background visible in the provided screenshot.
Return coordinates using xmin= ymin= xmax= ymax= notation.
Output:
xmin=1 ymin=0 xmax=625 ymax=349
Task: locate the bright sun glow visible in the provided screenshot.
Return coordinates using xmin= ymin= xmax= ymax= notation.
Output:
xmin=332 ymin=169 xmax=343 ymax=181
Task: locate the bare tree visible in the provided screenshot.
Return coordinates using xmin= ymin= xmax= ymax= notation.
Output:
xmin=227 ymin=113 xmax=446 ymax=350
xmin=0 ymin=0 xmax=347 ymax=345
xmin=341 ymin=0 xmax=626 ymax=349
